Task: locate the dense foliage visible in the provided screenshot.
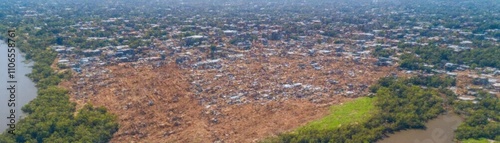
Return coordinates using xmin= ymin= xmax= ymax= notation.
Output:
xmin=405 ymin=75 xmax=456 ymax=88
xmin=399 ymin=45 xmax=500 ymax=70
xmin=0 ymin=10 xmax=119 ymax=143
xmin=0 ymin=87 xmax=118 ymax=143
xmin=266 ymin=77 xmax=448 ymax=143
xmin=372 ymin=46 xmax=396 ymax=58
xmin=454 ymin=92 xmax=500 ymax=141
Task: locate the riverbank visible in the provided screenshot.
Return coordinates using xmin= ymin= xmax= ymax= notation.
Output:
xmin=0 ymin=26 xmax=119 ymax=142
xmin=264 ymin=76 xmax=452 ymax=143
xmin=265 ymin=75 xmax=500 ymax=143
xmin=0 ymin=42 xmax=38 ymax=132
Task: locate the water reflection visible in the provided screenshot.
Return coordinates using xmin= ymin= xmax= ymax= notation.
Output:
xmin=0 ymin=42 xmax=38 ymax=132
xmin=378 ymin=113 xmax=464 ymax=143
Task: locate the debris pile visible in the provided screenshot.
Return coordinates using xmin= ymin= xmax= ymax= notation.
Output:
xmin=62 ymin=63 xmax=352 ymax=142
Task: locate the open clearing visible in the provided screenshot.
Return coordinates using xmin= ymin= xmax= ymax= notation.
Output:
xmin=60 ymin=63 xmax=352 ymax=143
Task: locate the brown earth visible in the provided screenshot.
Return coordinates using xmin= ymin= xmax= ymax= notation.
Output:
xmin=59 ymin=47 xmax=399 ymax=143
xmin=60 ymin=63 xmax=352 ymax=143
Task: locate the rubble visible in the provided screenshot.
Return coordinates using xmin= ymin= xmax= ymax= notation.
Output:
xmin=54 ymin=4 xmax=410 ymax=142
xmin=60 ymin=63 xmax=356 ymax=143
xmin=60 ymin=35 xmax=401 ymax=142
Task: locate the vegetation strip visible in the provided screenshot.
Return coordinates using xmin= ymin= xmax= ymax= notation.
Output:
xmin=295 ymin=97 xmax=376 ymax=134
xmin=264 ymin=75 xmax=500 ymax=143
xmin=0 ymin=23 xmax=118 ymax=143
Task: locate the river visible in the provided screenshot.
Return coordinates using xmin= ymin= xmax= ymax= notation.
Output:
xmin=378 ymin=113 xmax=464 ymax=143
xmin=0 ymin=41 xmax=38 ymax=132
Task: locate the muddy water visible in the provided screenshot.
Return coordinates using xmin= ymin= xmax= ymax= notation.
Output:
xmin=378 ymin=113 xmax=464 ymax=143
xmin=0 ymin=41 xmax=38 ymax=132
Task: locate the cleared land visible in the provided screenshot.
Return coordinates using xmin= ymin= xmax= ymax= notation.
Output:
xmin=60 ymin=63 xmax=351 ymax=143
xmin=59 ymin=48 xmax=397 ymax=142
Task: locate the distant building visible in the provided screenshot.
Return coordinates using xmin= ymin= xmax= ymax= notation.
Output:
xmin=83 ymin=49 xmax=102 ymax=57
xmin=445 ymin=63 xmax=458 ymax=71
xmin=458 ymin=96 xmax=476 ymax=101
xmin=353 ymin=33 xmax=375 ymax=40
xmin=494 ymin=83 xmax=500 ymax=92
xmin=375 ymin=57 xmax=393 ymax=66
xmin=223 ymin=30 xmax=238 ymax=36
xmin=183 ymin=35 xmax=208 ymax=46
xmin=473 ymin=77 xmax=489 ymax=86
xmin=460 ymin=41 xmax=473 ymax=47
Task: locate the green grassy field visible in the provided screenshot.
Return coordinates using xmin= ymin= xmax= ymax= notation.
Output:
xmin=461 ymin=138 xmax=498 ymax=143
xmin=262 ymin=77 xmax=454 ymax=143
xmin=261 ymin=97 xmax=376 ymax=143
xmin=294 ymin=97 xmax=376 ymax=133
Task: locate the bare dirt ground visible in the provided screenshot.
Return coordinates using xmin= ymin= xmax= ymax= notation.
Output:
xmin=60 ymin=55 xmax=397 ymax=142
xmin=60 ymin=63 xmax=345 ymax=143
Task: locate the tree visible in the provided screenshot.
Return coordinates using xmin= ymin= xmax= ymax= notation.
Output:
xmin=210 ymin=45 xmax=217 ymax=59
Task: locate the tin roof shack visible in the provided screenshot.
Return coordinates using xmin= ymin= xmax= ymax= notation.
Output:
xmin=104 ymin=50 xmax=117 ymax=60
xmin=375 ymin=57 xmax=393 ymax=66
xmin=494 ymin=83 xmax=500 ymax=92
xmin=118 ymin=48 xmax=135 ymax=56
xmin=310 ymin=61 xmax=322 ymax=70
xmin=473 ymin=77 xmax=489 ymax=86
xmin=52 ymin=45 xmax=71 ymax=54
xmin=227 ymin=54 xmax=244 ymax=61
xmin=193 ymin=59 xmax=222 ymax=70
xmin=138 ymin=57 xmax=162 ymax=65
xmin=79 ymin=57 xmax=90 ymax=66
xmin=72 ymin=67 xmax=82 ymax=73
xmin=117 ymin=57 xmax=131 ymax=62
xmin=445 ymin=63 xmax=458 ymax=71
xmin=458 ymin=95 xmax=476 ymax=101
xmin=466 ymin=86 xmax=483 ymax=96
xmin=83 ymin=49 xmax=102 ymax=57
xmin=459 ymin=40 xmax=474 ymax=47
xmin=260 ymin=38 xmax=269 ymax=45
xmin=115 ymin=48 xmax=136 ymax=62
xmin=353 ymin=33 xmax=375 ymax=41
xmin=51 ymin=45 xmax=66 ymax=50
xmin=175 ymin=55 xmax=192 ymax=68
xmin=55 ymin=47 xmax=68 ymax=54
xmin=448 ymin=45 xmax=471 ymax=52
xmin=183 ymin=35 xmax=207 ymax=47
xmin=57 ymin=59 xmax=70 ymax=68
xmin=236 ymin=41 xmax=252 ymax=50
xmin=457 ymin=65 xmax=470 ymax=71
xmin=223 ymin=30 xmax=238 ymax=36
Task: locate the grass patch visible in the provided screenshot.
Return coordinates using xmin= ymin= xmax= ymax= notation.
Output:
xmin=261 ymin=97 xmax=376 ymax=143
xmin=461 ymin=138 xmax=497 ymax=143
xmin=263 ymin=77 xmax=448 ymax=143
xmin=295 ymin=97 xmax=376 ymax=133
